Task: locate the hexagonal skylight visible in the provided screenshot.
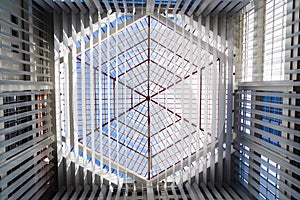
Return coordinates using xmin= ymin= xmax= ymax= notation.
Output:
xmin=76 ymin=15 xmax=218 ymax=180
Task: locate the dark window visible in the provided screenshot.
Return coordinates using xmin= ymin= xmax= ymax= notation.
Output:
xmin=12 ymin=29 xmax=19 ymax=37
xmin=11 ymin=15 xmax=18 ymax=24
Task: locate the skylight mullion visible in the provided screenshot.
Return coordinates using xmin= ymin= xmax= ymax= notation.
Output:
xmin=72 ymin=14 xmax=219 ymax=181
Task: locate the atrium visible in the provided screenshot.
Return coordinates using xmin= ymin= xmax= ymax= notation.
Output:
xmin=0 ymin=0 xmax=299 ymax=199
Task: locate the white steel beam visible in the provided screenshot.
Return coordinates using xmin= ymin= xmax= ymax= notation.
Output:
xmin=202 ymin=0 xmax=222 ymax=17
xmin=115 ymin=180 xmax=123 ymax=200
xmin=80 ymin=185 xmax=91 ymax=199
xmin=185 ymin=182 xmax=198 ymax=200
xmin=124 ymin=8 xmax=129 ymax=185
xmin=115 ymin=10 xmax=120 ymax=185
xmin=179 ymin=0 xmax=192 ymax=15
xmin=88 ymin=189 xmax=98 ymax=200
xmin=219 ymin=0 xmax=241 ymax=17
xmin=172 ymin=0 xmax=182 ymax=15
xmin=217 ymin=16 xmax=226 ymax=185
xmin=97 ymin=184 xmax=107 ymax=200
xmin=65 ymin=1 xmax=80 ymax=13
xmin=54 ymin=10 xmax=63 ymax=188
xmin=171 ymin=12 xmax=178 ymax=184
xmin=171 ymin=184 xmax=179 ymax=200
xmin=71 ymin=10 xmax=81 ymax=187
xmin=225 ymin=16 xmax=234 ymax=184
xmin=92 ymin=0 xmax=104 ymax=13
xmin=163 ymin=9 xmax=170 ymax=185
xmin=85 ymin=0 xmax=96 ymax=14
xmin=113 ymin=0 xmax=120 ymax=14
xmin=107 ymin=12 xmax=112 ymax=184
xmin=195 ymin=0 xmax=211 ymax=16
xmin=70 ymin=185 xmax=83 ymax=199
xmin=192 ymin=182 xmax=205 ymax=200
xmin=80 ymin=11 xmax=88 ymax=185
xmin=62 ymin=185 xmax=74 ymax=200
xmin=207 ymin=183 xmax=223 ymax=199
xmin=34 ymin=0 xmax=53 ymax=12
xmin=210 ymin=16 xmax=218 ymax=185
xmin=195 ymin=15 xmax=202 ymax=185
xmin=200 ymin=182 xmax=214 ymax=199
xmin=177 ymin=184 xmax=188 ymax=200
xmin=180 ymin=13 xmax=185 ymax=184
xmin=89 ymin=10 xmax=96 ymax=188
xmin=210 ymin=1 xmax=230 ymax=16
xmin=216 ymin=184 xmax=233 ymax=200
xmin=187 ymin=15 xmax=193 ymax=185
xmin=146 ymin=0 xmax=155 ymax=14
xmin=147 ymin=183 xmax=155 ymax=200
xmin=75 ymin=0 xmax=88 ymax=14
xmin=187 ymin=0 xmax=202 ymax=16
xmin=55 ymin=1 xmax=71 ymax=13
xmin=63 ymin=10 xmax=72 ymax=188
xmin=202 ymin=15 xmax=210 ymax=184
xmin=104 ymin=0 xmax=112 ymax=14
xmin=97 ymin=9 xmax=104 ymax=186
xmin=44 ymin=0 xmax=62 ymax=12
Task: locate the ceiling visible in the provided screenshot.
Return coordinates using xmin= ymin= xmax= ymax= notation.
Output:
xmin=47 ymin=0 xmax=249 ymax=182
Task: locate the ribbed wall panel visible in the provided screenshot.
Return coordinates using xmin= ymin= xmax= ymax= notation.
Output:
xmin=234 ymin=1 xmax=300 ymax=199
xmin=0 ymin=0 xmax=55 ymax=199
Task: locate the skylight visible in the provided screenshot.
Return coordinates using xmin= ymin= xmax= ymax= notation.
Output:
xmin=76 ymin=14 xmax=218 ymax=180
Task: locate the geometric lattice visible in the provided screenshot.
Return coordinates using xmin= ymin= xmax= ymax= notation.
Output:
xmin=77 ymin=15 xmax=215 ymax=180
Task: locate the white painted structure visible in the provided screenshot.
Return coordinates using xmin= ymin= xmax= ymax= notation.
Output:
xmin=0 ymin=0 xmax=299 ymax=199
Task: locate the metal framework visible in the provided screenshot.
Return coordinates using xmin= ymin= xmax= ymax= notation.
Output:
xmin=2 ymin=0 xmax=281 ymax=199
xmin=75 ymin=14 xmax=220 ymax=181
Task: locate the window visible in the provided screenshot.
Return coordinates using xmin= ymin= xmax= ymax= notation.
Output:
xmin=263 ymin=0 xmax=286 ymax=81
xmin=239 ymin=143 xmax=250 ymax=186
xmin=241 ymin=9 xmax=254 ymax=82
xmin=260 ymin=93 xmax=282 ymax=147
xmin=11 ymin=44 xmax=19 ymax=53
xmin=11 ymin=14 xmax=18 ymax=24
xmin=259 ymin=155 xmax=280 ymax=200
xmin=11 ymin=29 xmax=19 ymax=37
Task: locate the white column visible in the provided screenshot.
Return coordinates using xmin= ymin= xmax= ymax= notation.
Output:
xmin=89 ymin=11 xmax=96 ymax=187
xmin=124 ymin=10 xmax=129 ymax=185
xmin=63 ymin=10 xmax=72 ymax=188
xmin=97 ymin=10 xmax=104 ymax=186
xmin=225 ymin=16 xmax=234 ymax=184
xmin=171 ymin=12 xmax=177 ymax=184
xmin=188 ymin=16 xmax=193 ymax=185
xmin=54 ymin=11 xmax=63 ymax=188
xmin=107 ymin=13 xmax=112 ymax=184
xmin=163 ymin=10 xmax=169 ymax=184
xmin=195 ymin=15 xmax=202 ymax=185
xmin=71 ymin=10 xmax=80 ymax=187
xmin=115 ymin=10 xmax=120 ymax=185
xmin=210 ymin=16 xmax=218 ymax=185
xmin=80 ymin=11 xmax=88 ymax=185
xmin=217 ymin=16 xmax=226 ymax=185
xmin=179 ymin=14 xmax=185 ymax=185
xmin=203 ymin=15 xmax=210 ymax=184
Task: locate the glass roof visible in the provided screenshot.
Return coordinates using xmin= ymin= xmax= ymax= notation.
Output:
xmin=77 ymin=15 xmax=216 ymax=180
